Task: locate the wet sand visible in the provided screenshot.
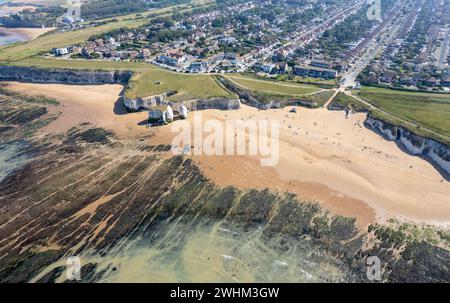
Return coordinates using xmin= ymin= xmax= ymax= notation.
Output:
xmin=5 ymin=82 xmax=450 ymax=228
xmin=0 ymin=27 xmax=55 ymax=42
xmin=5 ymin=82 xmax=151 ymax=139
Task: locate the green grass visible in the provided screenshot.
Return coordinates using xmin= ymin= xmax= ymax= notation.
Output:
xmin=125 ymin=69 xmax=236 ymax=101
xmin=224 ymin=75 xmax=322 ymax=96
xmin=329 ymin=92 xmax=370 ymax=111
xmin=300 ymin=90 xmax=335 ymax=107
xmin=356 ymin=87 xmax=450 ymax=138
xmin=9 ymin=57 xmax=155 ymax=70
xmin=292 ymin=76 xmax=337 ymax=86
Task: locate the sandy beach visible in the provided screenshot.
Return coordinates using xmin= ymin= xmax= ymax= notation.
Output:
xmin=4 ymin=82 xmax=450 ymax=228
xmin=0 ymin=27 xmax=55 ymax=42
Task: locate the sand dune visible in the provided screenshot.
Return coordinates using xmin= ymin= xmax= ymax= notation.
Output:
xmin=5 ymin=82 xmax=450 ymax=228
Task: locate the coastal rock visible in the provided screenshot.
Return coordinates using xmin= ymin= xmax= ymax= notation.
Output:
xmin=123 ymin=95 xmax=241 ymax=113
xmin=365 ymin=116 xmax=450 ymax=177
xmin=0 ymin=66 xmax=132 ymax=85
xmin=123 ymin=94 xmax=167 ymax=112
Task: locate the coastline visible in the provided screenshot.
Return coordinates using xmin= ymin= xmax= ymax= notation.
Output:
xmin=0 ymin=27 xmax=55 ymax=45
xmin=4 ymin=81 xmax=450 ymax=229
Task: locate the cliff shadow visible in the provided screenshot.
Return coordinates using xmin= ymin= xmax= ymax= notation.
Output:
xmin=364 ymin=122 xmax=450 ymax=182
xmin=113 ymin=86 xmax=130 ymax=116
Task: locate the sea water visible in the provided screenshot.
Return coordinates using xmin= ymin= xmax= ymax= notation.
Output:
xmin=0 ymin=0 xmax=27 ymax=46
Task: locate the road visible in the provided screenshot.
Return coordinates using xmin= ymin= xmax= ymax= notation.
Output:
xmin=439 ymin=28 xmax=449 ymax=67
xmin=243 ymin=0 xmax=367 ymax=69
xmin=340 ymin=0 xmax=408 ymax=88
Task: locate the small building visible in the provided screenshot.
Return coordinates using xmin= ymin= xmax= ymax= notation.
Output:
xmin=188 ymin=61 xmax=207 ymax=73
xmin=253 ymin=62 xmax=274 ymax=74
xmin=53 ymin=48 xmax=69 ymax=56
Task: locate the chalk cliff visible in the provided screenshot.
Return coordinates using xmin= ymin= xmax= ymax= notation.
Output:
xmin=0 ymin=66 xmax=132 ymax=84
xmin=123 ymin=95 xmax=241 ymax=112
xmin=365 ymin=116 xmax=450 ymax=177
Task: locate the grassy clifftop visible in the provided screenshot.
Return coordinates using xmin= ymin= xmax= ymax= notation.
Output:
xmin=125 ymin=69 xmax=236 ymax=101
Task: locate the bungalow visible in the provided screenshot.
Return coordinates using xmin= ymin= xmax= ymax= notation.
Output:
xmin=168 ymin=51 xmax=186 ymax=63
xmin=139 ymin=48 xmax=151 ymax=59
xmin=53 ymin=47 xmax=69 ymax=56
xmin=188 ymin=61 xmax=207 ymax=73
xmin=157 ymin=55 xmax=179 ymax=66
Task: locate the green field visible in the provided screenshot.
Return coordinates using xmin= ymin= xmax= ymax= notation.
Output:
xmin=126 ymin=70 xmax=236 ymax=101
xmin=224 ymin=75 xmax=322 ymax=96
xmin=329 ymin=92 xmax=370 ymax=111
xmin=356 ymin=87 xmax=450 ymax=138
xmin=10 ymin=57 xmax=154 ymax=70
xmin=300 ymin=90 xmax=335 ymax=107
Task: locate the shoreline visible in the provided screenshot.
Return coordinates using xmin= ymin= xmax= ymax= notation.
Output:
xmin=3 ymin=81 xmax=449 ymax=229
xmin=0 ymin=27 xmax=55 ymax=43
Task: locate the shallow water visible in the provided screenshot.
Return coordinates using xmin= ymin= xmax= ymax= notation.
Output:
xmin=0 ymin=142 xmax=30 ymax=182
xmin=32 ymin=219 xmax=354 ymax=283
xmin=0 ymin=34 xmax=24 ymax=46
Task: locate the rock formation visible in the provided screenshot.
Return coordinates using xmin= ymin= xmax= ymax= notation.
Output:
xmin=365 ymin=115 xmax=450 ymax=178
xmin=0 ymin=66 xmax=132 ymax=84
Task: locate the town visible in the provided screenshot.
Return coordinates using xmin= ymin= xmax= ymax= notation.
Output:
xmin=46 ymin=0 xmax=449 ymax=91
xmin=45 ymin=0 xmax=448 ymax=91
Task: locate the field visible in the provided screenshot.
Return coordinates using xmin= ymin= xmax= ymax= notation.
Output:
xmin=224 ymin=75 xmax=322 ymax=96
xmin=299 ymin=90 xmax=335 ymax=107
xmin=329 ymin=92 xmax=370 ymax=111
xmin=356 ymin=87 xmax=450 ymax=138
xmin=125 ymin=70 xmax=236 ymax=101
xmin=9 ymin=57 xmax=155 ymax=70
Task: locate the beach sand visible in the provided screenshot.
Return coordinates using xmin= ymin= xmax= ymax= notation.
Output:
xmin=0 ymin=27 xmax=55 ymax=41
xmin=4 ymin=82 xmax=450 ymax=229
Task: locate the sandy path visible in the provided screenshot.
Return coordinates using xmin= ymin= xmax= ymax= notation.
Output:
xmin=5 ymin=82 xmax=450 ymax=229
